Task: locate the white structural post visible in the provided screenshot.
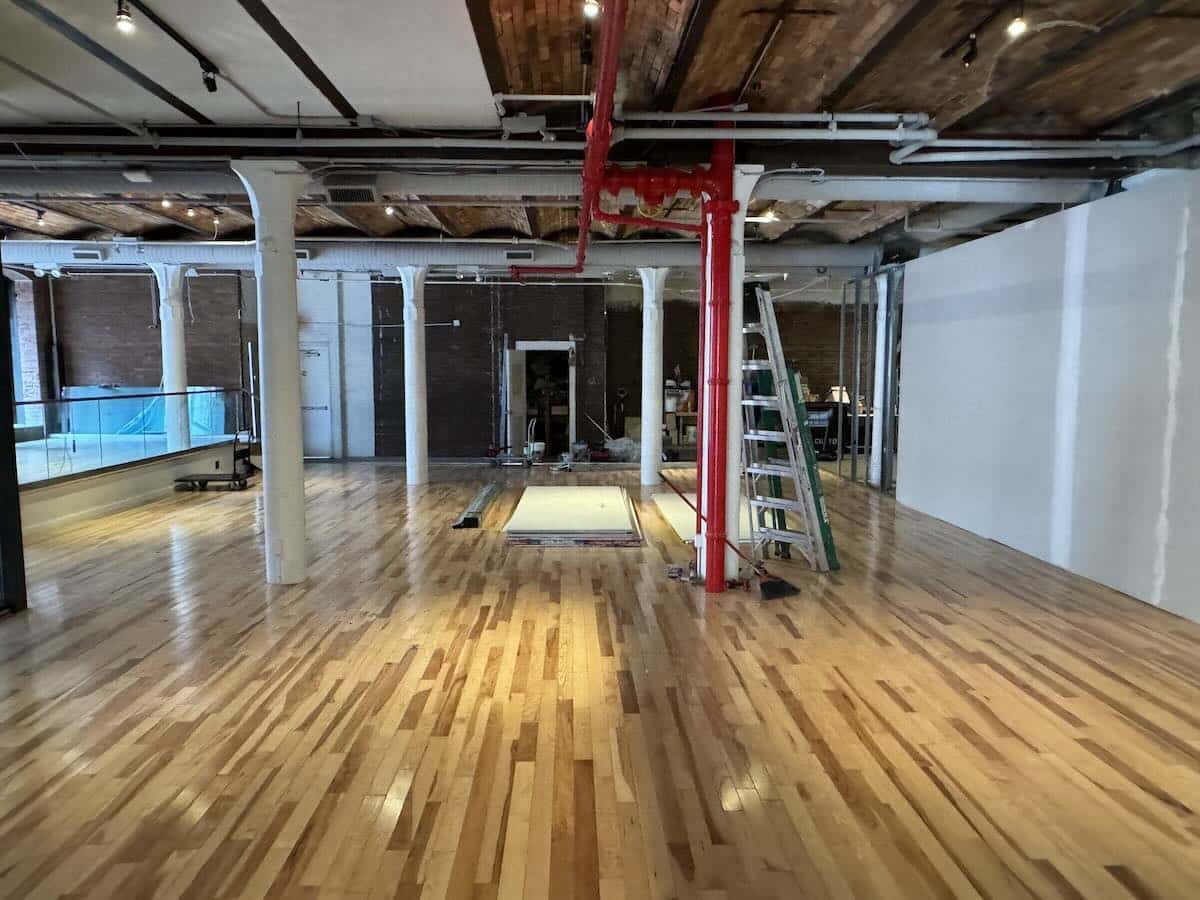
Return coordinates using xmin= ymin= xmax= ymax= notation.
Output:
xmin=638 ymin=267 xmax=668 ymax=486
xmin=868 ymin=271 xmax=890 ymax=487
xmin=150 ymin=263 xmax=190 ymax=452
xmin=724 ymin=166 xmax=764 ymax=575
xmin=398 ymin=265 xmax=429 ymax=486
xmin=232 ymin=160 xmax=308 ymax=585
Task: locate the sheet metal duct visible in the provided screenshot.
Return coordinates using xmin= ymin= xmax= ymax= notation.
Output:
xmin=0 ymin=238 xmax=878 ymax=272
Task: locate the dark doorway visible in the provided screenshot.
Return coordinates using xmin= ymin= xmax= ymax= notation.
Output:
xmin=525 ymin=350 xmax=571 ymax=457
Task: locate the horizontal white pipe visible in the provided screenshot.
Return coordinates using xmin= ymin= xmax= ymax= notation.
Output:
xmin=891 ymin=133 xmax=1199 ymax=165
xmin=613 ymin=126 xmax=939 ymax=144
xmin=618 ymin=111 xmax=931 ymax=126
xmin=757 ymin=173 xmax=1107 ymax=204
xmin=495 ymin=93 xmax=593 ymax=103
xmin=0 ymin=133 xmax=585 ymax=151
xmin=1 ymin=238 xmax=879 ymax=271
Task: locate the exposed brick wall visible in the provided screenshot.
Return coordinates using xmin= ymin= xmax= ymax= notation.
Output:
xmin=605 ymin=300 xmax=701 ymax=423
xmin=775 ymin=302 xmax=874 ymax=401
xmin=373 ymin=282 xmax=607 ymax=458
xmin=52 ymin=274 xmax=243 ymax=390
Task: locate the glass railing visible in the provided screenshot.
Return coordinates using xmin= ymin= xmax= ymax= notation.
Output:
xmin=12 ymin=388 xmax=246 ymax=486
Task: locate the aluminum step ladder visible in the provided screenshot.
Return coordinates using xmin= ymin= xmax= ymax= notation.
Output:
xmin=740 ymin=284 xmax=840 ymax=572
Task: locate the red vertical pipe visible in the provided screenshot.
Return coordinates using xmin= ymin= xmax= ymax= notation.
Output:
xmin=701 ymin=137 xmax=735 ymax=593
xmin=694 ymin=221 xmax=708 ymax=536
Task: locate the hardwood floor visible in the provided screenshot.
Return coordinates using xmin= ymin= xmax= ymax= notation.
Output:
xmin=4 ymin=463 xmax=1200 ymax=899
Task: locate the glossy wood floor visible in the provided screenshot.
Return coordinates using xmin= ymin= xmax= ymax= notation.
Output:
xmin=4 ymin=464 xmax=1200 ymax=900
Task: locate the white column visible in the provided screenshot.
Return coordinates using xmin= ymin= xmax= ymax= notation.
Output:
xmin=150 ymin=264 xmax=190 ymax=452
xmin=638 ymin=267 xmax=668 ymax=486
xmin=398 ymin=265 xmax=429 ymax=486
xmin=725 ymin=166 xmax=764 ymax=575
xmin=868 ymin=272 xmax=890 ymax=487
xmin=232 ymin=160 xmax=309 ymax=585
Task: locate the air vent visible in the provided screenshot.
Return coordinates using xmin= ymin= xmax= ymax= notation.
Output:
xmin=326 ymin=186 xmax=378 ymax=204
xmin=504 ymin=249 xmax=535 ymax=262
xmin=71 ymin=248 xmax=105 ymax=262
xmin=295 ymin=249 xmax=312 ymax=261
xmin=322 ymin=175 xmax=380 ymax=205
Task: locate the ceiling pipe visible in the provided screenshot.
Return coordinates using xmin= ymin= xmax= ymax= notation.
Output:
xmin=756 ymin=173 xmax=1108 ymax=204
xmin=618 ymin=111 xmax=931 ymax=126
xmin=612 ymin=125 xmax=939 ymax=144
xmin=0 ymin=133 xmax=585 ymax=152
xmin=890 ymin=134 xmax=1200 ymax=164
xmin=0 ymin=238 xmax=877 ymax=272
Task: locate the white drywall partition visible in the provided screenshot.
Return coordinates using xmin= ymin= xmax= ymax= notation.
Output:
xmin=898 ymin=171 xmax=1200 ymax=625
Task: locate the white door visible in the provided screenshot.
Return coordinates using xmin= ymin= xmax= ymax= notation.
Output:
xmin=299 ymin=343 xmax=333 ymax=459
xmin=505 ymin=347 xmax=526 ymax=454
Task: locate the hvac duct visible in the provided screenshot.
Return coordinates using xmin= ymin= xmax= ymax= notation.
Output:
xmin=0 ymin=238 xmax=879 ymax=272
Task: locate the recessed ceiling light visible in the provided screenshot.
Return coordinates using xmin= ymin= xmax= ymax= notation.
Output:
xmin=115 ymin=0 xmax=135 ymax=34
xmin=583 ymin=0 xmax=601 ymax=19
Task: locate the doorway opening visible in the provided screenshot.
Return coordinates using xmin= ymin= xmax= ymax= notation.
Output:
xmin=504 ymin=340 xmax=577 ymax=458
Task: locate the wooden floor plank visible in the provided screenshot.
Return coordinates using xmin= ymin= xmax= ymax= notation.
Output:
xmin=1 ymin=463 xmax=1198 ymax=899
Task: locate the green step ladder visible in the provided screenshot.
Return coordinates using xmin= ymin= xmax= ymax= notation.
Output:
xmin=740 ymin=284 xmax=840 ymax=573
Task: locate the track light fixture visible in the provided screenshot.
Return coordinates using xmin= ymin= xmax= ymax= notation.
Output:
xmin=583 ymin=0 xmax=601 ymax=19
xmin=202 ymin=69 xmax=218 ymax=93
xmin=36 ymin=209 xmax=46 ymax=227
xmin=962 ymin=33 xmax=978 ymax=67
xmin=115 ymin=0 xmax=135 ymax=34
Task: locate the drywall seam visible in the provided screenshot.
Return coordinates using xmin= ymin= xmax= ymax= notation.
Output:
xmin=1049 ymin=206 xmax=1088 ymax=567
xmin=1152 ymin=202 xmax=1190 ymax=606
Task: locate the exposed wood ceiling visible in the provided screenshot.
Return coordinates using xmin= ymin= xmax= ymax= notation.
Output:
xmin=1 ymin=0 xmax=1198 ymax=251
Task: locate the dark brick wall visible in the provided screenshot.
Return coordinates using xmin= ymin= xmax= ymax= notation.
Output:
xmin=52 ymin=274 xmax=243 ymax=389
xmin=775 ymin=302 xmax=874 ymax=401
xmin=605 ymin=300 xmax=701 ymax=421
xmin=373 ymin=282 xmax=608 ymax=458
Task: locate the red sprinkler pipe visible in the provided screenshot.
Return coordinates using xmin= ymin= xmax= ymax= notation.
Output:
xmin=511 ymin=0 xmax=627 ymax=277
xmin=700 ymin=136 xmax=736 ymax=593
xmin=694 ymin=220 xmax=708 ymax=537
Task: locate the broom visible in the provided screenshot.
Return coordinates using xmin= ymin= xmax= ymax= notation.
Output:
xmin=659 ymin=473 xmax=801 ymax=600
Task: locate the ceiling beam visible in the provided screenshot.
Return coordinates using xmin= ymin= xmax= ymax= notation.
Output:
xmin=322 ymin=205 xmax=379 ymax=236
xmin=1099 ymin=72 xmax=1200 ymax=131
xmin=756 ymin=174 xmax=1107 ymax=205
xmin=656 ymin=0 xmax=718 ymax=111
xmin=9 ymin=0 xmax=213 ymax=125
xmin=821 ymin=0 xmax=941 ymax=110
xmin=463 ymin=0 xmax=508 ymax=95
xmin=235 ymin=0 xmax=359 ymax=120
xmin=959 ymin=0 xmax=1172 ymax=129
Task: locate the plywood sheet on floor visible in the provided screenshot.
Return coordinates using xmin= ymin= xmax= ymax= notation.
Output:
xmin=652 ymin=490 xmax=753 ymax=542
xmin=504 ymin=485 xmax=635 ymax=533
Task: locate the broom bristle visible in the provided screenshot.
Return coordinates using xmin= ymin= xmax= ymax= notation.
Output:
xmin=758 ymin=574 xmax=800 ymax=600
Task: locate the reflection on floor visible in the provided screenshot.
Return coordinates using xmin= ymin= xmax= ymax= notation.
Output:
xmin=4 ymin=463 xmax=1200 ymax=898
xmin=15 ymin=432 xmax=235 ymax=484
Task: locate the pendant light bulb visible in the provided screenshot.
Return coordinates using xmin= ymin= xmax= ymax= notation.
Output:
xmin=161 ymin=197 xmax=172 ymax=209
xmin=36 ymin=210 xmax=46 ymax=227
xmin=1006 ymin=15 xmax=1027 ymax=38
xmin=583 ymin=0 xmax=601 ymax=19
xmin=385 ymin=205 xmax=396 ymax=216
xmin=115 ymin=0 xmax=135 ymax=34
xmin=186 ymin=207 xmax=197 ymax=218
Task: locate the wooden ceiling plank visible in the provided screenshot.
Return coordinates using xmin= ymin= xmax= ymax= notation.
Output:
xmin=821 ymin=0 xmax=939 ymax=109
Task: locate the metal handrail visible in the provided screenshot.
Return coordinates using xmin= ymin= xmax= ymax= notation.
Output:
xmin=14 ymin=387 xmax=243 ymax=407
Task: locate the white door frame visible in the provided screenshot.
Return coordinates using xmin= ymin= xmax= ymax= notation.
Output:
xmin=513 ymin=339 xmax=577 ymax=447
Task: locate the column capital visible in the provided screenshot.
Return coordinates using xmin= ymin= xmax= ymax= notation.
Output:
xmin=637 ymin=266 xmax=670 ymax=306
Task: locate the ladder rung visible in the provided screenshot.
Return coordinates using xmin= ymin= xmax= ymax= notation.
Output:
xmin=747 ymin=463 xmax=794 ymax=477
xmin=742 ymin=360 xmax=772 ymax=371
xmin=750 ymin=496 xmax=804 ymax=513
xmin=758 ymin=527 xmax=813 ymax=547
xmin=741 ymin=396 xmax=779 ymax=407
xmin=744 ymin=430 xmax=788 ymax=443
